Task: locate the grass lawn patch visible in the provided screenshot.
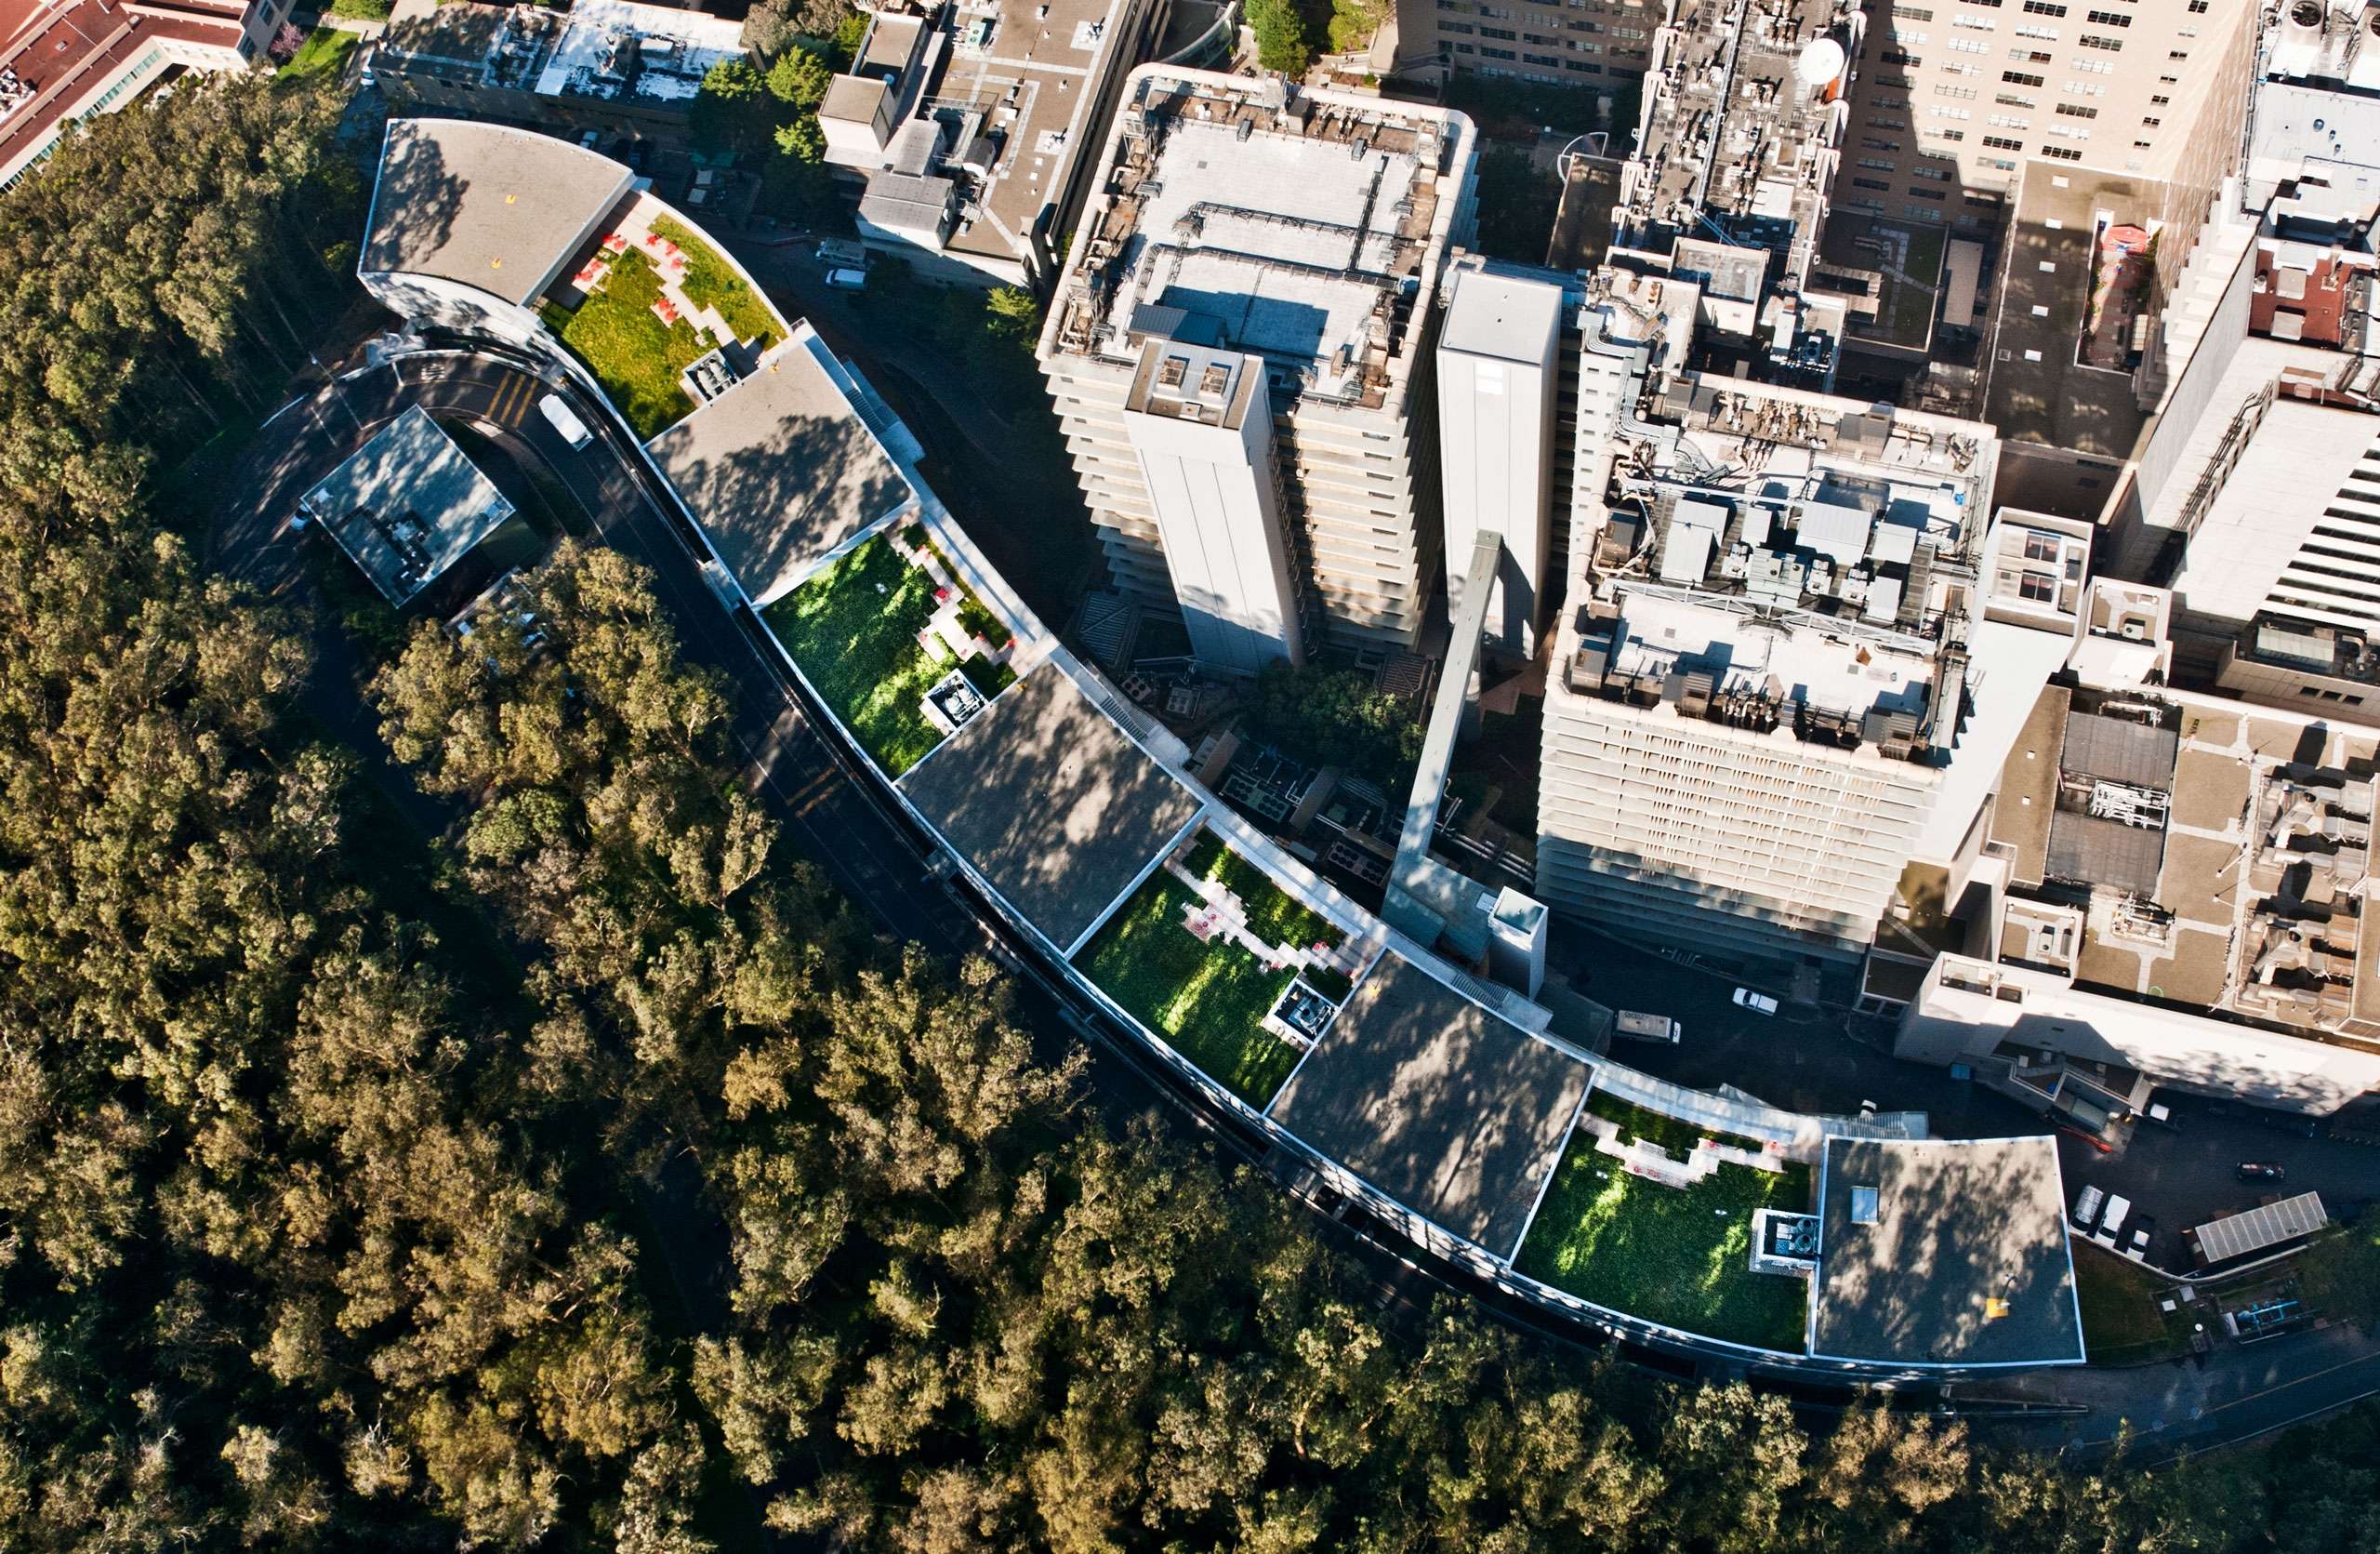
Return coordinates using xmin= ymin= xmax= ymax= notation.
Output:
xmin=763 ymin=535 xmax=954 ymax=777
xmin=648 ymin=214 xmax=785 ymax=350
xmin=1181 ymin=832 xmax=1343 ymax=952
xmin=2072 ymin=1241 xmax=2197 ymax=1363
xmin=539 ymin=247 xmax=703 ymax=438
xmin=1517 ymin=1137 xmax=1811 ymax=1352
xmin=279 ymin=27 xmax=357 ymax=86
xmin=1585 ymin=1088 xmax=1768 ymax=1160
xmin=959 ymin=654 xmax=1015 ymax=698
xmin=1075 ymin=869 xmax=1304 ymax=1109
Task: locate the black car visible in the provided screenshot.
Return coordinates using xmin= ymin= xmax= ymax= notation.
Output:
xmin=2237 ymin=1162 xmax=2287 ymax=1184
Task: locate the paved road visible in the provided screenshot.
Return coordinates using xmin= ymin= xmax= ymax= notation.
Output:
xmin=217 ymin=352 xmax=976 ymax=957
xmin=1990 ymin=1321 xmax=2380 ymax=1462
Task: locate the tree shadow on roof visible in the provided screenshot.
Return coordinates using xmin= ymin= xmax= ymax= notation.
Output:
xmin=651 ymin=404 xmax=913 ymax=606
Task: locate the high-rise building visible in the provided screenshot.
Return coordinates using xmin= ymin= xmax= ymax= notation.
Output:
xmin=1387 ymin=0 xmax=1659 ymax=91
xmin=1829 ymin=0 xmax=2257 ymax=239
xmin=1536 ymin=268 xmax=2071 ymax=968
xmin=1435 ymin=264 xmax=1566 ymax=657
xmin=1118 ymin=339 xmax=1306 ymax=671
xmin=814 ymin=0 xmax=1170 ymax=289
xmin=1037 ymin=68 xmax=1478 ymax=659
xmin=1609 ymin=0 xmax=1865 ymax=388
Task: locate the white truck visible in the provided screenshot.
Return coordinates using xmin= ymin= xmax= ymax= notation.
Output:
xmin=1614 ymin=1010 xmax=1682 ymax=1044
xmin=538 ymin=392 xmax=593 ymax=450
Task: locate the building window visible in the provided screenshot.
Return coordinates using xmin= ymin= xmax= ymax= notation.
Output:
xmin=2084 ymin=8 xmax=2130 ymax=22
xmin=2021 ymin=0 xmax=2064 ymax=11
xmin=1853 ymin=176 xmax=1893 ymax=192
xmin=2003 ymin=70 xmax=2043 ymax=86
xmin=2041 ymin=143 xmax=2082 ymax=159
xmin=2056 ymin=102 xmax=2097 ymax=118
xmin=2077 ymin=32 xmax=2122 ymax=47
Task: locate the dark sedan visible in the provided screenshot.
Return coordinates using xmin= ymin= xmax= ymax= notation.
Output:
xmin=2236 ymin=1162 xmax=2288 ymax=1184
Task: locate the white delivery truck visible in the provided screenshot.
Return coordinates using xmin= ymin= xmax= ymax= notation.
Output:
xmin=1614 ymin=1010 xmax=1682 ymax=1044
xmin=538 ymin=392 xmax=593 ymax=450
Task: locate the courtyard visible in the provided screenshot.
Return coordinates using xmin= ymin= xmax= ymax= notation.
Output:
xmin=1075 ymin=831 xmax=1355 ymax=1109
xmin=1516 ymin=1103 xmax=1813 ymax=1353
xmin=763 ymin=529 xmax=1012 ymax=777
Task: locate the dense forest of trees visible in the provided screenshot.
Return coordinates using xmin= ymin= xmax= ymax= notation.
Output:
xmin=2 ymin=68 xmax=2377 ymax=1554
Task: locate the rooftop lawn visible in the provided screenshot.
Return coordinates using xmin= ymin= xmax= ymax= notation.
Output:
xmin=647 ymin=214 xmax=786 ymax=351
xmin=278 ymin=27 xmax=357 ymax=86
xmin=762 ymin=535 xmax=953 ymax=777
xmin=538 ymin=247 xmax=705 ymax=439
xmin=1516 ymin=1131 xmax=1811 ymax=1353
xmin=1075 ymin=867 xmax=1304 ymax=1109
xmin=1181 ymin=831 xmax=1343 ymax=952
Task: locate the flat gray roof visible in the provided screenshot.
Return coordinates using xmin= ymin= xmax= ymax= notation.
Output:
xmin=1810 ymin=1136 xmax=2083 ymax=1368
xmin=2046 ymin=810 xmax=2166 ymax=897
xmin=2060 ymin=711 xmax=2178 ymax=789
xmin=300 ymin=405 xmax=516 ymax=605
xmin=645 ymin=336 xmax=913 ymax=607
xmin=898 ymin=664 xmax=1201 ymax=950
xmin=1982 ymin=163 xmax=2161 ymax=458
xmin=1440 ymin=266 xmax=1563 ymax=365
xmin=364 ymin=119 xmax=632 ymax=307
xmin=1269 ymin=952 xmax=1590 ymax=1255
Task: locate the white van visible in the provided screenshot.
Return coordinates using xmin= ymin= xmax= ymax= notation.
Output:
xmin=1615 ymin=1010 xmax=1682 ymax=1044
xmin=2097 ymin=1194 xmax=2132 ymax=1242
xmin=825 ymin=266 xmax=869 ymax=290
xmin=538 ymin=392 xmax=593 ymax=450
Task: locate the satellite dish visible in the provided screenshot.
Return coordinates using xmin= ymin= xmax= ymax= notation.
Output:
xmin=1795 ymin=36 xmax=1846 ymax=89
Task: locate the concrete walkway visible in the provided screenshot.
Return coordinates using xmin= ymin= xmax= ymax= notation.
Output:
xmin=1578 ymin=1109 xmax=1791 ymax=1187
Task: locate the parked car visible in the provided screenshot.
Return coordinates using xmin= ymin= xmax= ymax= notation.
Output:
xmin=825 ymin=267 xmax=869 ymax=290
xmin=2236 ymin=1162 xmax=2288 ymax=1184
xmin=2072 ymin=1184 xmax=2107 ymax=1230
xmin=2097 ymin=1194 xmax=2133 ymax=1242
xmin=1614 ymin=1009 xmax=1682 ymax=1044
xmin=537 ymin=393 xmax=593 ymax=450
xmin=1732 ymin=988 xmax=1779 ymax=1016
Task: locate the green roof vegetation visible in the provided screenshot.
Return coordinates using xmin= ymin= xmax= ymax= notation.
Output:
xmin=538 ymin=246 xmax=705 ymax=439
xmin=1516 ymin=1128 xmax=1811 ymax=1353
xmin=1074 ymin=864 xmax=1306 ymax=1109
xmin=1586 ymin=1088 xmax=1769 ymax=1160
xmin=762 ymin=533 xmax=957 ymax=777
xmin=646 ymin=213 xmax=786 ymax=350
xmin=1180 ymin=831 xmax=1343 ymax=952
xmin=278 ymin=27 xmax=358 ymax=86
